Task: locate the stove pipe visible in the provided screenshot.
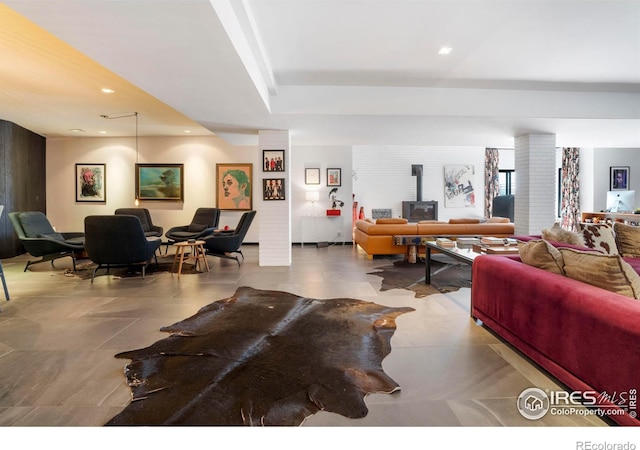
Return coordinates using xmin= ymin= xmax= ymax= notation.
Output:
xmin=411 ymin=164 xmax=423 ymax=201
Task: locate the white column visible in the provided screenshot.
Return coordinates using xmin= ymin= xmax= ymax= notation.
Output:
xmin=258 ymin=130 xmax=292 ymax=266
xmin=514 ymin=134 xmax=557 ymax=235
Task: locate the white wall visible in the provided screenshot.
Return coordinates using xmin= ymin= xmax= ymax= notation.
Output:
xmin=291 ymin=145 xmax=353 ymax=243
xmin=46 ymin=135 xmax=260 ymax=242
xmin=592 ymin=148 xmax=640 ymax=212
xmin=43 ymin=136 xmax=640 ymax=245
xmin=45 ymin=136 xmax=353 ymax=245
xmin=353 ymin=146 xmax=490 ymax=221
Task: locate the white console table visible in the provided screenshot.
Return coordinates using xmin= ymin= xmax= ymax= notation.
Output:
xmin=301 ymin=215 xmax=345 ymax=247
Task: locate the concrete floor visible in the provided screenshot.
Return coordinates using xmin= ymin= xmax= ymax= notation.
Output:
xmin=0 ymin=243 xmax=617 ymax=446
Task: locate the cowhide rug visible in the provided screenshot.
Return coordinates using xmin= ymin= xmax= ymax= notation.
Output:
xmin=369 ymin=257 xmax=472 ymax=298
xmin=105 ymin=286 xmax=414 ymax=426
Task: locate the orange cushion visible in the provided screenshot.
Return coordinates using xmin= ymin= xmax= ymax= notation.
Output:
xmin=449 ymin=218 xmax=480 ymax=224
xmin=376 ymin=218 xmax=408 ymax=224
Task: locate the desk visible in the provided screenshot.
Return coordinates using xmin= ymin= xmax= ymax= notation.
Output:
xmin=172 ymin=241 xmax=210 ymax=278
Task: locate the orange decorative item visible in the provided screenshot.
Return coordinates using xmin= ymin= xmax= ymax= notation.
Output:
xmin=359 ymin=207 xmax=365 ymax=220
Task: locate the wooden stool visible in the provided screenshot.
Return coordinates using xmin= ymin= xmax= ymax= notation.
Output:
xmin=172 ymin=240 xmax=210 ymax=278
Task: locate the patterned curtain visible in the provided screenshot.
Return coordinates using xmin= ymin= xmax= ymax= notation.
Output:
xmin=561 ymin=147 xmax=580 ymax=232
xmin=484 ymin=148 xmax=500 ymax=217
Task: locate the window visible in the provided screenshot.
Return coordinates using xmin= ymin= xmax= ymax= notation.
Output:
xmin=499 ymin=170 xmax=515 ymax=196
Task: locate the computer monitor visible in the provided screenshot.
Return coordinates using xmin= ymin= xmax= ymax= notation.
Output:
xmin=606 ymin=190 xmax=636 ymax=213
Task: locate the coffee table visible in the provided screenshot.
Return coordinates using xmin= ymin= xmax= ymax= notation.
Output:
xmin=425 ymin=241 xmax=479 ymax=284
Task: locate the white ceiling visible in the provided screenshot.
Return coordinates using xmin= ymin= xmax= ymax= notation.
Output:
xmin=2 ymin=0 xmax=640 ymax=148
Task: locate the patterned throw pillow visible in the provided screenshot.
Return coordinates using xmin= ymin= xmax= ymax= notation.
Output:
xmin=579 ymin=223 xmax=618 ymax=255
xmin=613 ymin=222 xmax=640 ymax=257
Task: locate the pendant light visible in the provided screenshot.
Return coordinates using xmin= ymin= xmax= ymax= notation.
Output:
xmin=100 ymin=112 xmax=139 ymax=206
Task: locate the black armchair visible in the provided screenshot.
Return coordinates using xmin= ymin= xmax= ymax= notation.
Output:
xmin=202 ymin=210 xmax=256 ymax=266
xmin=115 ymin=208 xmax=163 ymax=237
xmin=492 ymin=195 xmax=515 ymax=222
xmin=165 ymin=208 xmax=220 ymax=243
xmin=8 ymin=211 xmax=85 ymax=272
xmin=84 ymin=215 xmax=162 ymax=282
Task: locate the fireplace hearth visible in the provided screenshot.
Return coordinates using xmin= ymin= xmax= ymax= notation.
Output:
xmin=403 ymin=164 xmax=438 ymax=222
xmin=402 ymin=201 xmax=438 ymax=222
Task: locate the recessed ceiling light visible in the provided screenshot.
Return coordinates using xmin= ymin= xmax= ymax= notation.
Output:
xmin=438 ymin=47 xmax=452 ymax=55
xmin=184 ymin=130 xmax=192 ymax=133
xmin=69 ymin=128 xmax=85 ymax=132
xmin=99 ymin=130 xmax=107 ymax=134
xmin=101 ymin=88 xmax=115 ymax=94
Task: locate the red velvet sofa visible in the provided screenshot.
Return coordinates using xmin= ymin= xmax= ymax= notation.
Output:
xmin=471 ymin=249 xmax=640 ymax=426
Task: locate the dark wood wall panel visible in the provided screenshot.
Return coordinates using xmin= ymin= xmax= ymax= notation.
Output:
xmin=0 ymin=120 xmax=46 ymax=258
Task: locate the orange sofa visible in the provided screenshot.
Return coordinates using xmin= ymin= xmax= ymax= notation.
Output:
xmin=353 ymin=217 xmax=515 ymax=259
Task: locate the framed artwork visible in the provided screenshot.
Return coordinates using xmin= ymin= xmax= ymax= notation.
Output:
xmin=263 ymin=150 xmax=285 ymax=172
xmin=136 ymin=164 xmax=184 ymax=201
xmin=76 ymin=163 xmax=106 ymax=202
xmin=327 ymin=168 xmax=341 ymax=186
xmin=610 ymin=166 xmax=630 ymax=190
xmin=444 ymin=164 xmax=475 ymax=207
xmin=263 ymin=178 xmax=285 ymax=200
xmin=305 ymin=168 xmax=320 ymax=185
xmin=217 ymin=163 xmax=253 ymax=210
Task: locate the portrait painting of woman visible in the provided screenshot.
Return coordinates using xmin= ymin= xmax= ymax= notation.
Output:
xmin=216 ymin=163 xmax=253 ymax=210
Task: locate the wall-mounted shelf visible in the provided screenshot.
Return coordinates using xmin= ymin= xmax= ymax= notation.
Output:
xmin=581 ymin=211 xmax=640 ymax=225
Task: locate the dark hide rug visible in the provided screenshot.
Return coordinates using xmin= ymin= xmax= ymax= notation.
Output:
xmin=369 ymin=257 xmax=472 ymax=298
xmin=64 ymin=258 xmax=199 ymax=279
xmin=105 ymin=286 xmax=414 ymax=426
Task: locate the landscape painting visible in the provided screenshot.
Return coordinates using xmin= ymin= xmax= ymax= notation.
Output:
xmin=136 ymin=164 xmax=184 ymax=201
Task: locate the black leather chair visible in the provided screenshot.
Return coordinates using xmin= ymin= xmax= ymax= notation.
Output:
xmin=0 ymin=206 xmax=9 ymax=305
xmin=202 ymin=210 xmax=256 ymax=266
xmin=492 ymin=195 xmax=515 ymax=222
xmin=115 ymin=208 xmax=163 ymax=237
xmin=84 ymin=215 xmax=161 ymax=282
xmin=8 ymin=211 xmax=85 ymax=271
xmin=165 ymin=208 xmax=220 ymax=244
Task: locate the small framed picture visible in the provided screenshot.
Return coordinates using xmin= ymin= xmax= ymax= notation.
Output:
xmin=263 ymin=150 xmax=285 ymax=172
xmin=327 ymin=168 xmax=341 ymax=186
xmin=76 ymin=163 xmax=106 ymax=202
xmin=263 ymin=178 xmax=285 ymax=200
xmin=610 ymin=166 xmax=630 ymax=191
xmin=305 ymin=168 xmax=320 ymax=185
